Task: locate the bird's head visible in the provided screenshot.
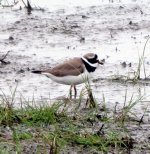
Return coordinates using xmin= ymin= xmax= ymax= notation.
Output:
xmin=82 ymin=53 xmax=104 ymax=67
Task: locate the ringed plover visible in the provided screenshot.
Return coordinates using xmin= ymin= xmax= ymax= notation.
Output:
xmin=32 ymin=53 xmax=103 ymax=98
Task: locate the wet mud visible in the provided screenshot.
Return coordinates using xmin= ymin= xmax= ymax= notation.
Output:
xmin=1 ymin=1 xmax=150 ymax=153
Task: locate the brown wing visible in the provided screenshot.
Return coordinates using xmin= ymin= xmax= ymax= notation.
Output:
xmin=43 ymin=58 xmax=84 ymax=77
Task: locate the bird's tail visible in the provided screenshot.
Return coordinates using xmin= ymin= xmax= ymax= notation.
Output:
xmin=31 ymin=70 xmax=42 ymax=74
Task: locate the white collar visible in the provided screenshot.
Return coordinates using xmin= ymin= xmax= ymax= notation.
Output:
xmin=81 ymin=56 xmax=98 ymax=68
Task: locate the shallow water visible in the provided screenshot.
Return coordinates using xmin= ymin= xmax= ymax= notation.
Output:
xmin=0 ymin=0 xmax=150 ymax=117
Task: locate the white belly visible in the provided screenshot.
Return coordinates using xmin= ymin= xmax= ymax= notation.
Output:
xmin=42 ymin=71 xmax=91 ymax=85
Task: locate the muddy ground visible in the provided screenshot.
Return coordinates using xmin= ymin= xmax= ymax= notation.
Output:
xmin=1 ymin=0 xmax=150 ymax=153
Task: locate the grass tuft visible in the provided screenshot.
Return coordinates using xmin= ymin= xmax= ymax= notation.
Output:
xmin=0 ymin=86 xmax=146 ymax=153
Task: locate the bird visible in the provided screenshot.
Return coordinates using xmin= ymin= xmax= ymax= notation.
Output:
xmin=32 ymin=53 xmax=104 ymax=99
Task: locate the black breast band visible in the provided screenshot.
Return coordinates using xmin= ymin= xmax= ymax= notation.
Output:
xmin=81 ymin=58 xmax=97 ymax=73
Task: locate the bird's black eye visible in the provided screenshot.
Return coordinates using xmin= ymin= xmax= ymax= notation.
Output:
xmin=94 ymin=54 xmax=98 ymax=60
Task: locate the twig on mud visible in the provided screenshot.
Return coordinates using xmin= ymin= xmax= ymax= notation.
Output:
xmin=138 ymin=114 xmax=144 ymax=125
xmin=1 ymin=0 xmax=18 ymax=7
xmin=0 ymin=51 xmax=11 ymax=65
xmin=138 ymin=105 xmax=148 ymax=125
xmin=34 ymin=6 xmax=45 ymax=12
xmin=97 ymin=124 xmax=105 ymax=136
xmin=22 ymin=0 xmax=44 ymax=13
xmin=21 ymin=0 xmax=27 ymax=7
xmin=2 ymin=4 xmax=14 ymax=7
xmin=114 ymin=102 xmax=118 ymax=114
xmin=27 ymin=0 xmax=32 ymax=12
xmin=21 ymin=0 xmax=32 ymax=14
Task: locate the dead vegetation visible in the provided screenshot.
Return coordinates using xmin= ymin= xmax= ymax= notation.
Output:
xmin=0 ymin=51 xmax=11 ymax=65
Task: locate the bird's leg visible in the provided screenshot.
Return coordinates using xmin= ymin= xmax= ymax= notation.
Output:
xmin=69 ymin=85 xmax=73 ymax=99
xmin=73 ymin=85 xmax=77 ymax=99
